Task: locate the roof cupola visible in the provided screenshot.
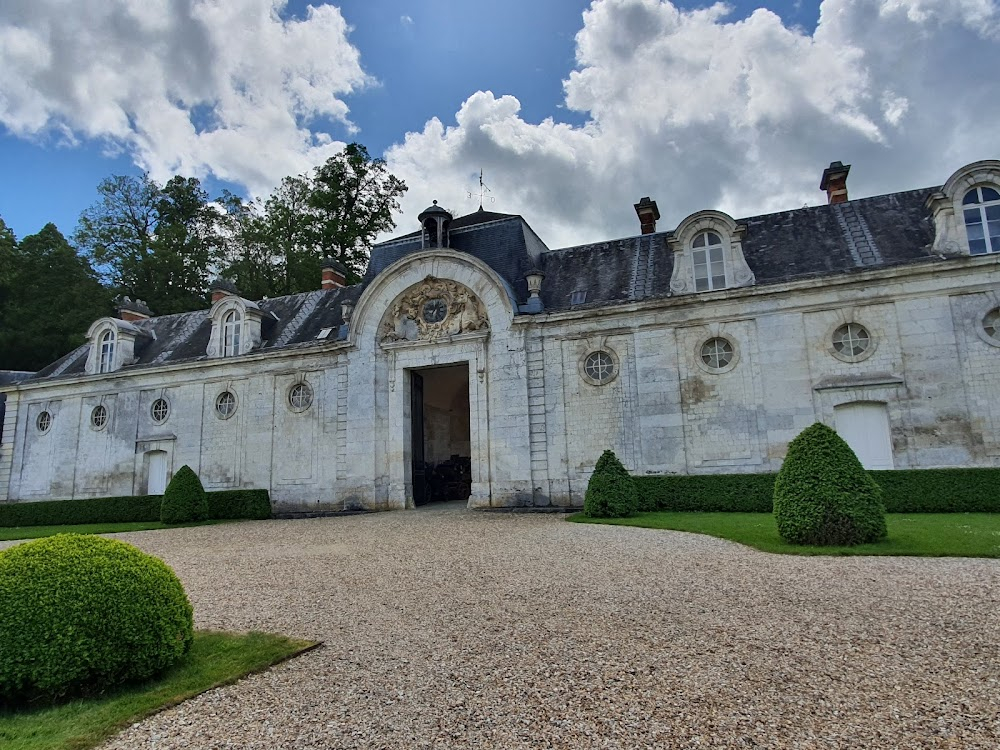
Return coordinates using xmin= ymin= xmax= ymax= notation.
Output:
xmin=418 ymin=200 xmax=453 ymax=249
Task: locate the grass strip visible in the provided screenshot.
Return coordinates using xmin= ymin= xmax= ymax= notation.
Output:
xmin=0 ymin=520 xmax=233 ymax=542
xmin=0 ymin=631 xmax=318 ymax=750
xmin=568 ymin=512 xmax=1000 ymax=558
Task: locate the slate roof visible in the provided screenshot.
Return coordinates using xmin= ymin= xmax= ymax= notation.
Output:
xmin=20 ymin=185 xmax=943 ymax=384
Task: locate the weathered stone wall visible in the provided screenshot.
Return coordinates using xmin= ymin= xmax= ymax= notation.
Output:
xmin=2 ymin=254 xmax=999 ymax=511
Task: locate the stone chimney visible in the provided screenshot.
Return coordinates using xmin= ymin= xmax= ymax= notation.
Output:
xmin=634 ymin=197 xmax=660 ymax=235
xmin=209 ymin=277 xmax=238 ymax=303
xmin=820 ymin=161 xmax=851 ymax=204
xmin=117 ymin=297 xmax=153 ymax=322
xmin=322 ymin=257 xmax=348 ymax=290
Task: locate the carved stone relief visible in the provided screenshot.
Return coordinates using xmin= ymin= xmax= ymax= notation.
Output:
xmin=379 ymin=276 xmax=490 ymax=344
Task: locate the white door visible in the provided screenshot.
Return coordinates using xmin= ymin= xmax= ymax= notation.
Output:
xmin=834 ymin=402 xmax=894 ymax=469
xmin=147 ymin=451 xmax=169 ymax=495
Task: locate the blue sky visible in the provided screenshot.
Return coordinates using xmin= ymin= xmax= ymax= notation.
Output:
xmin=0 ymin=0 xmax=994 ymax=248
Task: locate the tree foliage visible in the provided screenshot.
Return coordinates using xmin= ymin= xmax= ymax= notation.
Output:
xmin=584 ymin=449 xmax=638 ymax=518
xmin=221 ymin=143 xmax=407 ymax=296
xmin=773 ymin=422 xmax=887 ymax=546
xmin=75 ymin=174 xmax=223 ymax=315
xmin=0 ymin=221 xmax=112 ymax=371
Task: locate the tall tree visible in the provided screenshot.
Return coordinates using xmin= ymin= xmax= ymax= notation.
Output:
xmin=306 ymin=143 xmax=407 ymax=280
xmin=75 ymin=174 xmax=223 ymax=314
xmin=222 ymin=144 xmax=407 ymax=297
xmin=0 ymin=224 xmax=112 ymax=371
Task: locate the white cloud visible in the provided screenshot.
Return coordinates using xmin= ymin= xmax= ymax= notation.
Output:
xmin=386 ymin=0 xmax=1000 ymax=247
xmin=0 ymin=0 xmax=370 ymax=195
xmin=401 ymin=15 xmax=413 ymax=25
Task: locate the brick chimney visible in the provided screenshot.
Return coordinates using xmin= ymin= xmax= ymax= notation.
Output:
xmin=322 ymin=257 xmax=348 ymax=290
xmin=209 ymin=277 xmax=238 ymax=303
xmin=117 ymin=297 xmax=153 ymax=322
xmin=633 ymin=197 xmax=660 ymax=234
xmin=820 ymin=161 xmax=851 ymax=204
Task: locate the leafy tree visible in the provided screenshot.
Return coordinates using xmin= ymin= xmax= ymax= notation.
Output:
xmin=0 ymin=223 xmax=112 ymax=371
xmin=222 ymin=144 xmax=407 ymax=296
xmin=0 ymin=217 xmax=15 ymax=331
xmin=306 ymin=143 xmax=407 ymax=280
xmin=773 ymin=422 xmax=887 ymax=546
xmin=75 ymin=174 xmax=223 ymax=314
xmin=584 ymin=449 xmax=638 ymax=518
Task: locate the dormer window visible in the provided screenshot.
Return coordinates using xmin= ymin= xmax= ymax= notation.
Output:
xmin=85 ymin=318 xmax=145 ymax=375
xmin=962 ymin=186 xmax=1000 ymax=255
xmin=223 ymin=310 xmax=242 ymax=357
xmin=207 ymin=295 xmax=263 ymax=359
xmin=98 ymin=330 xmax=116 ymax=373
xmin=668 ymin=211 xmax=755 ymax=295
xmin=692 ymin=231 xmax=726 ymax=292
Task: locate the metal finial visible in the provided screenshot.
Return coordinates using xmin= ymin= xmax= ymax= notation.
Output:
xmin=467 ymin=169 xmax=495 ymax=211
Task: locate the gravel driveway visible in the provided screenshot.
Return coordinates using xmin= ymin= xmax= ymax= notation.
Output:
xmin=9 ymin=506 xmax=1000 ymax=748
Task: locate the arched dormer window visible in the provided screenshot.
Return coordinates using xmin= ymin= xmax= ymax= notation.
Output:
xmin=962 ymin=186 xmax=1000 ymax=255
xmin=222 ymin=310 xmax=242 ymax=357
xmin=926 ymin=161 xmax=1000 ymax=256
xmin=98 ymin=330 xmax=116 ymax=373
xmin=692 ymin=231 xmax=726 ymax=292
xmin=668 ymin=211 xmax=754 ymax=295
xmin=207 ymin=296 xmax=263 ymax=359
xmin=85 ymin=318 xmax=145 ymax=375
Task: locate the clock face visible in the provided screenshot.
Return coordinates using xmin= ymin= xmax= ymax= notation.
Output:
xmin=422 ymin=298 xmax=447 ymax=323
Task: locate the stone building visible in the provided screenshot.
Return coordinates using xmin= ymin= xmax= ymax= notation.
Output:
xmin=1 ymin=159 xmax=999 ymax=510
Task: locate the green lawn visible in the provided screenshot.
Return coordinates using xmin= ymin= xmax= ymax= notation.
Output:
xmin=0 ymin=631 xmax=317 ymax=750
xmin=0 ymin=520 xmax=230 ymax=542
xmin=568 ymin=512 xmax=1000 ymax=558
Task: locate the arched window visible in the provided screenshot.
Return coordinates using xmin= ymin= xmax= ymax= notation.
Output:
xmin=99 ymin=330 xmax=116 ymax=373
xmin=692 ymin=231 xmax=726 ymax=291
xmin=963 ymin=186 xmax=1000 ymax=255
xmin=222 ymin=310 xmax=242 ymax=356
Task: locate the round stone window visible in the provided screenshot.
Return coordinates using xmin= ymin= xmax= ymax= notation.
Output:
xmin=288 ymin=382 xmax=313 ymax=412
xmin=151 ymin=398 xmax=170 ymax=424
xmin=581 ymin=349 xmax=619 ymax=385
xmin=36 ymin=411 xmax=52 ymax=434
xmin=983 ymin=308 xmax=1000 ymax=342
xmin=91 ymin=405 xmax=109 ymax=431
xmin=215 ymin=391 xmax=238 ymax=420
xmin=701 ymin=338 xmax=734 ymax=371
xmin=831 ymin=323 xmax=873 ymax=362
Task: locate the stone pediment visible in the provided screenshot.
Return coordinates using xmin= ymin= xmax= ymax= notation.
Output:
xmin=379 ymin=276 xmax=489 ymax=344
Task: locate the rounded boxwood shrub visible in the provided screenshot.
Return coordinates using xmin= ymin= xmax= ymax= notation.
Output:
xmin=160 ymin=465 xmax=209 ymax=524
xmin=0 ymin=534 xmax=194 ymax=703
xmin=773 ymin=422 xmax=887 ymax=546
xmin=584 ymin=449 xmax=638 ymax=518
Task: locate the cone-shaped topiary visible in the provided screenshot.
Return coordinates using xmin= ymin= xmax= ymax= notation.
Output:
xmin=584 ymin=449 xmax=638 ymax=518
xmin=160 ymin=465 xmax=209 ymax=524
xmin=773 ymin=422 xmax=887 ymax=545
xmin=0 ymin=534 xmax=194 ymax=703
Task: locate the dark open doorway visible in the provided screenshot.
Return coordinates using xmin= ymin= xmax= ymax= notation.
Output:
xmin=410 ymin=363 xmax=471 ymax=506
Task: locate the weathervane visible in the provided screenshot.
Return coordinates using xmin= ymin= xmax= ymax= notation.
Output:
xmin=467 ymin=169 xmax=495 ymax=210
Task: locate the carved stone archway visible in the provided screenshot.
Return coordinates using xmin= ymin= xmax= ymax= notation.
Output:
xmin=378 ymin=276 xmax=490 ymax=345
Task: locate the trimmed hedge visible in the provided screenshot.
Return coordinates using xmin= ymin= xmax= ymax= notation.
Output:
xmin=160 ymin=466 xmax=209 ymax=524
xmin=207 ymin=489 xmax=272 ymax=520
xmin=772 ymin=423 xmax=887 ymax=546
xmin=635 ymin=474 xmax=776 ymax=513
xmin=0 ymin=534 xmax=193 ymax=703
xmin=634 ymin=468 xmax=1000 ymax=514
xmin=584 ymin=450 xmax=638 ymax=518
xmin=0 ymin=489 xmax=272 ymax=527
xmin=0 ymin=495 xmax=162 ymax=527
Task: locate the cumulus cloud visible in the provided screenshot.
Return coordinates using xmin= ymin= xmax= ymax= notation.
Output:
xmin=0 ymin=0 xmax=370 ymax=195
xmin=386 ymin=0 xmax=1000 ymax=247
